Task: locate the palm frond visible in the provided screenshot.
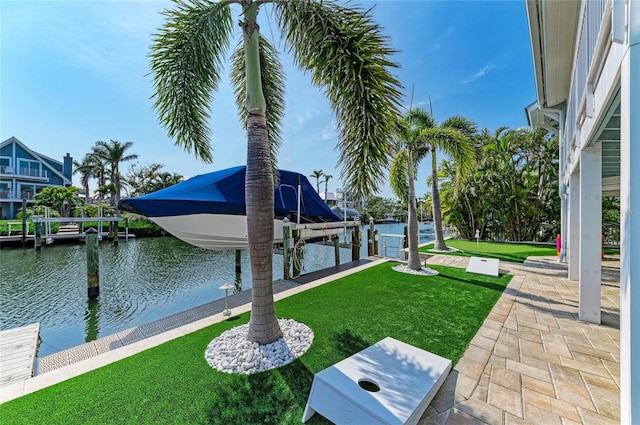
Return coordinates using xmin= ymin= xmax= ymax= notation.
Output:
xmin=389 ymin=151 xmax=409 ymax=204
xmin=408 ymin=108 xmax=436 ymax=130
xmin=231 ymin=33 xmax=285 ymax=172
xmin=420 ymin=127 xmax=475 ymax=177
xmin=150 ymin=0 xmax=233 ymax=163
xmin=275 ymin=0 xmax=403 ymax=200
xmin=441 ymin=115 xmax=477 ymax=138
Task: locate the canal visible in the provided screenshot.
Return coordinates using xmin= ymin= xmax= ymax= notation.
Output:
xmin=0 ymin=223 xmax=434 ymax=357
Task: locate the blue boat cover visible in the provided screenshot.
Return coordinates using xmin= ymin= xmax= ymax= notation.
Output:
xmin=119 ymin=165 xmax=342 ymax=222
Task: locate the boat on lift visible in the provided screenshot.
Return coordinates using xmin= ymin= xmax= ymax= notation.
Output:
xmin=118 ymin=166 xmax=355 ymax=250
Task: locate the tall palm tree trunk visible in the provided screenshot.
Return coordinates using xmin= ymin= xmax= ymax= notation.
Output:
xmin=406 ymin=169 xmax=421 ymax=269
xmin=243 ymin=2 xmax=282 ymax=344
xmin=432 ymin=150 xmax=448 ymax=250
xmin=246 ymin=111 xmax=282 ymax=344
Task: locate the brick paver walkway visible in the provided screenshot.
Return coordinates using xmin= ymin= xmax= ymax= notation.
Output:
xmin=419 ymin=255 xmax=620 ymax=425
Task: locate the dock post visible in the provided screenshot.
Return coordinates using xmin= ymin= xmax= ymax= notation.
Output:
xmin=369 ymin=218 xmax=376 ymax=256
xmin=333 ymin=235 xmax=340 ymax=266
xmin=403 ymin=225 xmax=408 ymax=248
xmin=125 ymin=218 xmax=129 ymax=242
xmin=108 ymin=221 xmax=115 ymax=242
xmin=352 ymin=226 xmax=360 ymax=261
xmin=86 ymin=228 xmax=100 ymax=299
xmin=282 ymin=219 xmax=291 ymax=279
xmin=21 ymin=198 xmax=27 ymax=248
xmin=34 ymin=222 xmax=42 ymax=251
xmin=374 ymin=229 xmax=379 ymax=256
xmin=292 ymin=229 xmax=301 ymax=277
xmin=112 ymin=221 xmax=118 ymax=245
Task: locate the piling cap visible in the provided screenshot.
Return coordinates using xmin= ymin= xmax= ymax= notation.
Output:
xmin=86 ymin=227 xmax=98 ymax=234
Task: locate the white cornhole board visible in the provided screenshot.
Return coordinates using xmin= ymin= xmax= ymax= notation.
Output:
xmin=466 ymin=256 xmax=500 ymax=277
xmin=302 ymin=337 xmax=452 ymax=425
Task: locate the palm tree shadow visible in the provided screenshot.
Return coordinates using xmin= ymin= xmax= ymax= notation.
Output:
xmin=278 ymin=359 xmax=320 ymax=419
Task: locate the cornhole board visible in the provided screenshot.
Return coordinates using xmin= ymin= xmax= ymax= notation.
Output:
xmin=466 ymin=256 xmax=500 ymax=277
xmin=302 ymin=337 xmax=452 ymax=425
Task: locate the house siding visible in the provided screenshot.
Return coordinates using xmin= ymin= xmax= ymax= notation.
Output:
xmin=0 ymin=137 xmax=73 ymax=219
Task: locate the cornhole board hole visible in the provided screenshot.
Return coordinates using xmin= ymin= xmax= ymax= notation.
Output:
xmin=466 ymin=256 xmax=500 ymax=277
xmin=302 ymin=337 xmax=452 ymax=425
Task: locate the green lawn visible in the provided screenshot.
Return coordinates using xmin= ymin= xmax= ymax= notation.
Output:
xmin=419 ymin=239 xmax=560 ymax=263
xmin=419 ymin=239 xmax=620 ymax=263
xmin=0 ymin=262 xmax=512 ymax=425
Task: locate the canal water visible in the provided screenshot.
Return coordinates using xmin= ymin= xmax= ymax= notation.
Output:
xmin=0 ymin=222 xmax=434 ymax=357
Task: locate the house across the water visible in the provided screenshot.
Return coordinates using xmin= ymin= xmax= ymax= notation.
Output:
xmin=0 ymin=137 xmax=73 ymax=219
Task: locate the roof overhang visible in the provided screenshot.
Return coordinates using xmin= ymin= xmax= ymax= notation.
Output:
xmin=525 ymin=0 xmax=581 ymax=108
xmin=525 ymin=101 xmax=560 ymax=135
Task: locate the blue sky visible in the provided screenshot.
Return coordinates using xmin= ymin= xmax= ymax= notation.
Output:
xmin=1 ymin=0 xmax=535 ymax=199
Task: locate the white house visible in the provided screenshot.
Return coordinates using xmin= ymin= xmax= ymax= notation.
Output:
xmin=525 ymin=0 xmax=638 ymax=422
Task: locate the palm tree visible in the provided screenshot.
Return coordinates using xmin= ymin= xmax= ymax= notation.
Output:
xmin=429 ymin=115 xmax=477 ymax=250
xmin=310 ymin=170 xmax=324 ymax=193
xmin=323 ymin=174 xmax=332 ymax=202
xmin=390 ymin=108 xmax=475 ymax=269
xmin=151 ymin=0 xmax=402 ymax=344
xmin=73 ymin=155 xmax=97 ymax=202
xmin=74 ymin=152 xmax=110 ymax=203
xmin=92 ymin=140 xmax=138 ymax=209
xmin=389 ymin=108 xmax=434 ymax=270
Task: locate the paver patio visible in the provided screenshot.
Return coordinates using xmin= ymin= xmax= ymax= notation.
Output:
xmin=418 ymin=254 xmax=620 ymax=425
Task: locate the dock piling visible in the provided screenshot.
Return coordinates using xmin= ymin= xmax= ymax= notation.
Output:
xmin=333 ymin=235 xmax=340 ymax=265
xmin=351 ymin=226 xmax=360 ymax=261
xmin=34 ymin=222 xmax=42 ymax=251
xmin=374 ymin=229 xmax=379 ymax=256
xmin=21 ymin=198 xmax=27 ymax=248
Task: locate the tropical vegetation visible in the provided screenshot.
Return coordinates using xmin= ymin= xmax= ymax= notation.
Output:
xmin=91 ymin=140 xmax=139 ymax=209
xmin=439 ymin=127 xmax=560 ymax=241
xmin=389 ymin=108 xmax=475 ymax=269
xmin=150 ymin=0 xmax=403 ymax=344
xmin=32 ymin=186 xmax=82 ymax=218
xmin=126 ymin=162 xmax=184 ymax=197
xmin=0 ymin=262 xmax=512 ymax=424
xmin=309 ymin=170 xmax=324 ymax=193
xmin=360 ymin=196 xmax=405 ymax=222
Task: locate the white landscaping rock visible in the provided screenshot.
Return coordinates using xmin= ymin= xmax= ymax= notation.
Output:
xmin=204 ymin=318 xmax=314 ymax=374
xmin=392 ymin=264 xmax=439 ymax=276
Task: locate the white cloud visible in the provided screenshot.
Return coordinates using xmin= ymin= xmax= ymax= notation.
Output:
xmin=463 ymin=63 xmax=496 ymax=84
xmin=430 ymin=26 xmax=456 ymax=52
xmin=319 ymin=121 xmax=337 ymax=140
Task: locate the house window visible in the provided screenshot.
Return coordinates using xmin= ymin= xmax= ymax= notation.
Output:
xmin=18 ymin=158 xmax=42 ymax=177
xmin=0 ymin=181 xmax=10 ymax=199
xmin=0 ymin=157 xmax=12 ymax=173
xmin=18 ymin=183 xmax=36 ymax=200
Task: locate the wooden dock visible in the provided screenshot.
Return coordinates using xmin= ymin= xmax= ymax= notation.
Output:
xmin=0 ymin=323 xmax=41 ymax=388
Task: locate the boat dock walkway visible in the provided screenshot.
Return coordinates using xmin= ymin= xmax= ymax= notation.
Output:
xmin=0 ymin=323 xmax=41 ymax=390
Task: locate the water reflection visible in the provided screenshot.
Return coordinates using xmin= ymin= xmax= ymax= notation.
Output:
xmin=85 ymin=300 xmax=100 ymax=342
xmin=234 ymin=272 xmax=243 ymax=294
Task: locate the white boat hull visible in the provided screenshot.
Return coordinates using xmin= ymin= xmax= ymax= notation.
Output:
xmin=151 ymin=214 xmax=357 ymax=251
